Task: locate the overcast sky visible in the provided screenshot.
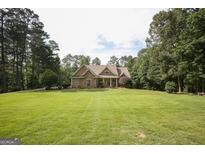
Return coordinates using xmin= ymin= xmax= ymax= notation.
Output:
xmin=33 ymin=9 xmax=163 ymax=64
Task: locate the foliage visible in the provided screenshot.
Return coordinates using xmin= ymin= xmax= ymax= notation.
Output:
xmin=108 ymin=56 xmax=119 ymax=66
xmin=125 ymin=79 xmax=133 ymax=88
xmin=62 ymin=54 xmax=91 ymax=71
xmin=39 ymin=69 xmax=58 ymax=89
xmin=0 ymin=8 xmax=60 ymax=92
xmin=58 ymin=67 xmax=71 ymax=88
xmin=119 ymin=76 xmax=131 ymax=87
xmin=131 ymin=9 xmax=205 ymax=93
xmin=165 ymin=81 xmax=176 ymax=93
xmin=92 ymin=57 xmax=101 ymax=65
xmin=1 ymin=8 xmax=205 ymax=94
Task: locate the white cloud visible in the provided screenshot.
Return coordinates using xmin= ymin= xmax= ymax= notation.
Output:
xmin=33 ymin=8 xmax=163 ymax=64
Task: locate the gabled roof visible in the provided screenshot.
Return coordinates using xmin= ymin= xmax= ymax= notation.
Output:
xmin=72 ymin=65 xmax=131 ymax=78
xmin=117 ymin=67 xmax=131 ymax=78
xmin=85 ymin=65 xmax=118 ymax=76
xmin=72 ymin=65 xmax=97 ymax=77
xmin=81 ymin=69 xmax=95 ymax=76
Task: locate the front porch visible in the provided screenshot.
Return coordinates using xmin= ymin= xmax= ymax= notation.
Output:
xmin=96 ymin=78 xmax=118 ymax=88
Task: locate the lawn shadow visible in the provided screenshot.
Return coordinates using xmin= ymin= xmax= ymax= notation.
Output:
xmin=18 ymin=88 xmax=110 ymax=93
xmin=60 ymin=88 xmax=109 ymax=93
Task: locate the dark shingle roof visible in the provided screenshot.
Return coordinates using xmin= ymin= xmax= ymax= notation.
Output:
xmin=85 ymin=65 xmax=119 ymax=76
xmin=74 ymin=65 xmax=131 ymax=78
xmin=117 ymin=67 xmax=131 ymax=78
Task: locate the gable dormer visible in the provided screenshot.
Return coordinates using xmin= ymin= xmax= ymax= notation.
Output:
xmin=82 ymin=69 xmax=95 ymax=78
xmin=99 ymin=67 xmax=114 ymax=76
xmin=72 ymin=65 xmax=97 ymax=77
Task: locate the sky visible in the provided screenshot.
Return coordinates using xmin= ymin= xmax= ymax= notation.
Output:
xmin=33 ymin=9 xmax=163 ymax=64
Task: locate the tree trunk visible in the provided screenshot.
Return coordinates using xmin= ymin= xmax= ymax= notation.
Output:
xmin=196 ymin=79 xmax=199 ymax=94
xmin=12 ymin=40 xmax=16 ymax=88
xmin=31 ymin=53 xmax=35 ymax=89
xmin=20 ymin=41 xmax=26 ymax=90
xmin=20 ymin=33 xmax=27 ymax=90
xmin=184 ymin=84 xmax=188 ymax=93
xmin=20 ymin=60 xmax=24 ymax=90
xmin=177 ymin=75 xmax=182 ymax=93
xmin=16 ymin=47 xmax=20 ymax=90
xmin=0 ymin=11 xmax=7 ymax=92
xmin=25 ymin=52 xmax=28 ymax=89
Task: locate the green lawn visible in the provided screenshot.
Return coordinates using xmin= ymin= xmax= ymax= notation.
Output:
xmin=0 ymin=88 xmax=205 ymax=144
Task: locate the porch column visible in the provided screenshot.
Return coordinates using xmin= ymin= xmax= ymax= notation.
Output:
xmin=103 ymin=78 xmax=105 ymax=87
xmin=116 ymin=78 xmax=118 ymax=87
xmin=96 ymin=79 xmax=98 ymax=88
xmin=70 ymin=78 xmax=73 ymax=88
xmin=110 ymin=78 xmax=112 ymax=87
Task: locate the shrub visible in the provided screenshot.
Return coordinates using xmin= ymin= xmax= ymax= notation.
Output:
xmin=125 ymin=79 xmax=133 ymax=88
xmin=119 ymin=76 xmax=132 ymax=87
xmin=165 ymin=81 xmax=176 ymax=93
xmin=39 ymin=69 xmax=58 ymax=90
xmin=58 ymin=86 xmax=62 ymax=90
xmin=62 ymin=84 xmax=70 ymax=89
xmin=58 ymin=68 xmax=71 ymax=88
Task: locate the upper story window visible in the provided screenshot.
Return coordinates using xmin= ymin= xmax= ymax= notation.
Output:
xmin=104 ymin=70 xmax=110 ymax=75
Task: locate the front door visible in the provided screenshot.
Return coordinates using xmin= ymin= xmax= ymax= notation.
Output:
xmin=104 ymin=78 xmax=110 ymax=87
xmin=86 ymin=79 xmax=91 ymax=88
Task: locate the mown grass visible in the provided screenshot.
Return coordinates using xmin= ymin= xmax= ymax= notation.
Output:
xmin=0 ymin=88 xmax=205 ymax=144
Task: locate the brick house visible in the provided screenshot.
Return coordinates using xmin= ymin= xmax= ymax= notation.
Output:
xmin=71 ymin=65 xmax=131 ymax=88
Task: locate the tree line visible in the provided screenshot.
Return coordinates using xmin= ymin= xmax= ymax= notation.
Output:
xmin=61 ymin=9 xmax=205 ymax=93
xmin=131 ymin=9 xmax=205 ymax=93
xmin=0 ymin=8 xmax=60 ymax=92
xmin=1 ymin=8 xmax=205 ymax=93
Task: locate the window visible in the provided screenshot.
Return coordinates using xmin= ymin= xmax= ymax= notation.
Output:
xmin=104 ymin=70 xmax=110 ymax=75
xmin=86 ymin=80 xmax=91 ymax=87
